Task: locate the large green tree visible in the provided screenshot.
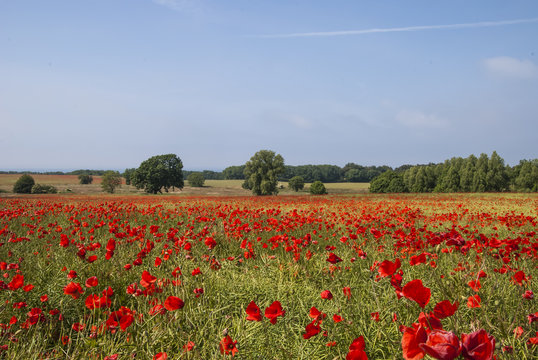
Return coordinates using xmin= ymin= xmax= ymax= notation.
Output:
xmin=243 ymin=150 xmax=285 ymax=195
xmin=132 ymin=154 xmax=184 ymax=194
xmin=13 ymin=174 xmax=35 ymax=194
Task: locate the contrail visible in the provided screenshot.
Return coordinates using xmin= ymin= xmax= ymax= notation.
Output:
xmin=257 ymin=17 xmax=538 ymax=38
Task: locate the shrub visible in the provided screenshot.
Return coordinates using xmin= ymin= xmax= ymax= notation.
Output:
xmin=310 ymin=181 xmax=327 ymax=195
xmin=78 ymin=174 xmax=93 ymax=184
xmin=13 ymin=174 xmax=35 ymax=193
xmin=188 ymin=172 xmax=205 ymax=187
xmin=31 ymin=184 xmax=58 ymax=194
xmin=288 ymin=176 xmax=305 ymax=192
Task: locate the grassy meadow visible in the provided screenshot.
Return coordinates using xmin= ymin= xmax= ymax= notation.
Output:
xmin=0 ymin=192 xmax=536 ymax=359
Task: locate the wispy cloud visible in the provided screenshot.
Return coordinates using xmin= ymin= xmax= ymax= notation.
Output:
xmin=484 ymin=56 xmax=538 ymax=79
xmin=257 ymin=17 xmax=538 ymax=38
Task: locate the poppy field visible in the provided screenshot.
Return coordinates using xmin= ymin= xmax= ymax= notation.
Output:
xmin=0 ymin=193 xmax=537 ymax=359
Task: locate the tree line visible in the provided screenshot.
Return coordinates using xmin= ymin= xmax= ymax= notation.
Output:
xmin=370 ymin=151 xmax=538 ymax=193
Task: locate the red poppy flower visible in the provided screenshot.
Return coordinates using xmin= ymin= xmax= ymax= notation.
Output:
xmin=8 ymin=274 xmax=24 ymax=290
xmin=219 ymin=335 xmax=238 ymax=356
xmin=333 ymin=314 xmax=343 ymax=323
xmin=419 ymin=330 xmax=461 ymax=360
xmin=264 ymin=301 xmax=285 ymax=324
xmin=401 ymin=323 xmax=427 ymax=360
xmin=523 ymin=290 xmax=534 ymax=299
xmin=467 ymin=295 xmax=481 ymax=308
xmin=153 ymin=352 xmax=167 ymax=360
xmin=418 ymin=312 xmax=443 ymax=332
xmin=321 ymin=290 xmax=333 ymax=300
xmin=467 ymin=280 xmax=481 ymax=292
xmin=433 ymin=300 xmax=459 ymax=319
xmin=183 ymin=341 xmax=195 ymax=352
xmin=370 ymin=312 xmax=380 ymax=322
xmin=461 ymin=329 xmax=495 ymax=360
xmin=140 ymin=271 xmax=157 ymax=288
xmin=164 ymin=296 xmax=184 ymax=311
xmin=327 ymin=253 xmax=342 ymax=264
xmin=403 ymin=279 xmax=431 ymax=308
xmin=245 ymin=301 xmax=262 ymax=321
xmin=85 ymin=276 xmax=98 ymax=288
xmin=343 ymin=286 xmax=352 ymax=300
xmin=204 ymin=237 xmax=217 ymax=249
xmin=410 ymin=253 xmax=427 ymax=266
xmin=72 ymin=322 xmax=85 ymax=332
xmin=347 ymin=335 xmax=368 ymax=360
xmin=378 ymin=258 xmax=401 ymax=277
xmin=63 ymin=282 xmax=84 ymax=299
xmin=512 ymin=270 xmax=528 ymax=285
xmin=303 ymin=321 xmax=321 ymax=339
xmin=191 ymin=267 xmax=201 ymax=276
xmin=309 ymin=307 xmax=327 ymax=322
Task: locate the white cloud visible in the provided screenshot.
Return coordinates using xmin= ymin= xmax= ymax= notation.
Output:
xmin=396 ymin=110 xmax=447 ymax=128
xmin=257 ymin=17 xmax=538 ymax=38
xmin=483 ymin=56 xmax=538 ymax=79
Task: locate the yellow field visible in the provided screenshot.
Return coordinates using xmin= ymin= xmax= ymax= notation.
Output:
xmin=0 ymin=174 xmax=370 ymax=195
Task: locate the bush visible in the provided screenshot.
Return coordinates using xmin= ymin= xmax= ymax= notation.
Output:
xmin=310 ymin=181 xmax=327 ymax=195
xmin=78 ymin=174 xmax=93 ymax=184
xmin=188 ymin=172 xmax=205 ymax=187
xmin=288 ymin=176 xmax=305 ymax=192
xmin=31 ymin=184 xmax=57 ymax=194
xmin=13 ymin=174 xmax=35 ymax=193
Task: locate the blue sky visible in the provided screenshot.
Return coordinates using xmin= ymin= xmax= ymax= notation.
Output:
xmin=1 ymin=0 xmax=537 ymax=171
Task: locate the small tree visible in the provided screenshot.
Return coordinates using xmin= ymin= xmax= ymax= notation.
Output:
xmin=101 ymin=171 xmax=122 ymax=193
xmin=78 ymin=174 xmax=93 ymax=184
xmin=187 ymin=172 xmax=205 ymax=187
xmin=310 ymin=180 xmax=327 ymax=195
xmin=243 ymin=150 xmax=285 ymax=195
xmin=13 ymin=174 xmax=35 ymax=193
xmin=288 ymin=176 xmax=305 ymax=192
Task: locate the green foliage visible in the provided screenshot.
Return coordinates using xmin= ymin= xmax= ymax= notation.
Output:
xmin=243 ymin=150 xmax=285 ymax=195
xmin=309 ymin=180 xmax=327 ymax=194
xmin=13 ymin=174 xmax=35 ymax=193
xmin=513 ymin=159 xmax=538 ymax=192
xmin=132 ymin=154 xmax=184 ymax=194
xmin=223 ymin=165 xmax=246 ymax=180
xmin=78 ymin=174 xmax=93 ymax=184
xmin=101 ymin=171 xmax=122 ymax=193
xmin=31 ymin=184 xmax=57 ymax=194
xmin=187 ymin=172 xmax=205 ymax=187
xmin=369 ymin=170 xmax=407 ymax=193
xmin=122 ymin=168 xmax=136 ymax=185
xmin=288 ymin=176 xmax=305 ymax=191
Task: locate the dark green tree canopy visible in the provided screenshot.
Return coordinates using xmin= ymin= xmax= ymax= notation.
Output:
xmin=288 ymin=176 xmax=305 ymax=192
xmin=13 ymin=174 xmax=35 ymax=194
xmin=243 ymin=150 xmax=285 ymax=195
xmin=132 ymin=154 xmax=184 ymax=194
xmin=309 ymin=180 xmax=327 ymax=195
xmin=78 ymin=174 xmax=93 ymax=184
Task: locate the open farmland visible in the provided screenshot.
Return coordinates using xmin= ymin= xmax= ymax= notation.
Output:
xmin=0 ymin=175 xmax=370 ymax=196
xmin=0 ymin=193 xmax=537 ymax=359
